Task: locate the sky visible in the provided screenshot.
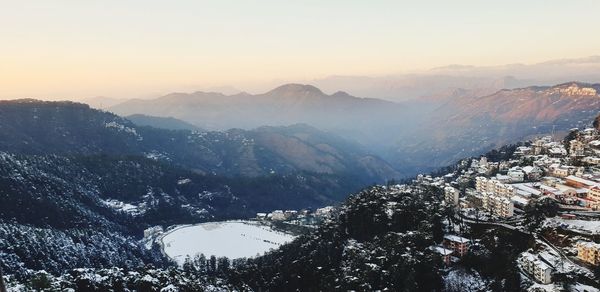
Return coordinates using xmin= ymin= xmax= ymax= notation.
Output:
xmin=1 ymin=0 xmax=600 ymax=100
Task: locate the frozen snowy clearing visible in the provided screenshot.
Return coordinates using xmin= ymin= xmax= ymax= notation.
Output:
xmin=160 ymin=221 xmax=295 ymax=265
xmin=544 ymin=217 xmax=600 ymax=235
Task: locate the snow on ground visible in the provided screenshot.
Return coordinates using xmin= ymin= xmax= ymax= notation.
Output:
xmin=161 ymin=221 xmax=295 ymax=265
xmin=102 ymin=199 xmax=144 ymax=215
xmin=144 ymin=151 xmax=171 ymax=161
xmin=527 ymin=283 xmax=561 ymax=292
xmin=444 ymin=268 xmax=487 ymax=292
xmin=535 ymin=240 xmax=594 ymax=278
xmin=104 ymin=121 xmax=142 ymax=140
xmin=177 ymin=178 xmax=191 ymax=185
xmin=544 ymin=217 xmax=600 ymax=235
xmin=571 ymin=283 xmax=600 ymax=292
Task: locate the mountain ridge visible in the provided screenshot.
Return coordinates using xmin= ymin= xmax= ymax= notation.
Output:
xmin=1 ymin=99 xmax=401 ymax=179
xmin=396 ymin=81 xmax=600 ymax=169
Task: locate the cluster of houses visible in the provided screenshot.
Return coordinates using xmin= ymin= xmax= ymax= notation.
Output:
xmin=443 ymin=131 xmax=600 ymax=220
xmin=431 ymin=128 xmax=600 ymax=287
xmin=255 ymin=206 xmax=334 ymax=226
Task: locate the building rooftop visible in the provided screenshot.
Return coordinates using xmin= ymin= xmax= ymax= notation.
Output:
xmin=511 ymin=196 xmax=529 ymax=206
xmin=444 ymin=234 xmax=469 ymax=243
xmin=512 ymin=183 xmax=542 ymax=196
xmin=431 ymin=246 xmax=453 ymax=256
xmin=566 ymin=175 xmax=599 ymax=187
xmin=578 ymin=241 xmax=600 ymax=249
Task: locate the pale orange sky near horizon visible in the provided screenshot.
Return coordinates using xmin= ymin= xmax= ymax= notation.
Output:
xmin=1 ymin=0 xmax=600 ymax=100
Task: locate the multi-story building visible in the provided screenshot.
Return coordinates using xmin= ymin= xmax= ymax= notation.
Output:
xmin=532 ymin=136 xmax=553 ymax=155
xmin=520 ymin=252 xmax=552 ymax=284
xmin=431 ymin=246 xmax=453 ymax=265
xmin=553 ymin=166 xmax=571 ymax=178
xmin=507 ymin=169 xmax=525 ymax=182
xmin=588 ymin=186 xmax=600 ymax=202
xmin=479 ymin=156 xmax=488 ymax=167
xmin=475 ymin=176 xmax=517 ymax=198
xmin=444 ymin=186 xmax=460 ymax=206
xmin=483 ymin=193 xmax=514 ymax=218
xmin=475 ymin=177 xmax=516 ymax=198
xmin=522 ymin=166 xmax=543 ymax=180
xmin=577 ymin=241 xmax=600 ymax=266
xmin=586 ymin=186 xmax=600 ymax=209
xmin=443 ymin=234 xmax=470 ymax=257
xmin=475 ymin=177 xmax=488 ymax=193
xmin=475 ymin=177 xmax=515 ymax=217
xmin=495 ymin=183 xmax=516 ymax=198
xmin=570 ymin=140 xmax=585 ymax=157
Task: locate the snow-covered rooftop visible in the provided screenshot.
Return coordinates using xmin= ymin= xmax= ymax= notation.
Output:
xmin=444 ymin=234 xmax=469 ymax=243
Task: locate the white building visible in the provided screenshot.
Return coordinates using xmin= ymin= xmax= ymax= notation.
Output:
xmin=522 ymin=166 xmax=543 ymax=180
xmin=476 ymin=177 xmax=514 ymax=196
xmin=475 ymin=177 xmax=489 ymax=193
xmin=483 ymin=193 xmax=514 ymax=218
xmin=520 ymin=252 xmax=552 ymax=284
xmin=507 ymin=167 xmax=525 ymax=182
xmin=270 ymin=210 xmax=286 ymax=221
xmin=444 ymin=186 xmax=460 ymax=206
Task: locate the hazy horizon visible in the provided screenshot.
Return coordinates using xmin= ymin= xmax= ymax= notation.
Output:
xmin=2 ymin=55 xmax=600 ymax=103
xmin=2 ymin=1 xmax=600 ymax=101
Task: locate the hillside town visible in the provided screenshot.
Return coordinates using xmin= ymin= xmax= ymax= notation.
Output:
xmin=245 ymin=127 xmax=600 ymax=290
xmin=411 ymin=127 xmax=600 ymax=291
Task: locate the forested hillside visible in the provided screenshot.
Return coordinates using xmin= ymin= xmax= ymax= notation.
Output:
xmin=0 ymin=100 xmax=402 ymax=278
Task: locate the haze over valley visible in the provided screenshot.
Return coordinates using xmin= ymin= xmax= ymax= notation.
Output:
xmin=106 ymin=80 xmax=600 ymax=176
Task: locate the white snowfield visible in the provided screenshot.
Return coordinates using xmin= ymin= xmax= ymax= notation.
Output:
xmin=160 ymin=221 xmax=295 ymax=265
xmin=544 ymin=217 xmax=600 ymax=235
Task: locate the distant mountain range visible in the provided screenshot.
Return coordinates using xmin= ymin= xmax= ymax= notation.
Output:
xmin=110 ymin=83 xmax=407 ymax=132
xmin=307 ymin=56 xmax=600 ymax=102
xmin=108 ymin=84 xmax=431 ymax=173
xmin=108 ymin=81 xmax=600 ymax=175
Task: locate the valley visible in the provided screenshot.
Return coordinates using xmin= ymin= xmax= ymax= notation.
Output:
xmin=108 ymin=82 xmax=600 ymax=176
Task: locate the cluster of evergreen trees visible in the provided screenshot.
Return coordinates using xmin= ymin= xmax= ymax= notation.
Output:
xmin=224 ymin=185 xmax=447 ymax=291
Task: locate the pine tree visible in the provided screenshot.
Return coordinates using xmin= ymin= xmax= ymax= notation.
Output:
xmin=182 ymin=256 xmax=195 ymax=273
xmin=209 ymin=256 xmax=217 ymax=275
xmin=217 ymin=257 xmax=230 ymax=274
xmin=194 ymin=254 xmax=207 ymax=273
xmin=0 ymin=266 xmax=6 ymax=292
